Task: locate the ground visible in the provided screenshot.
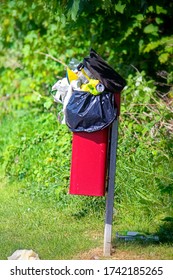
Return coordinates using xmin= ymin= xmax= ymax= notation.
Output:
xmin=74 ymin=245 xmax=172 ymax=260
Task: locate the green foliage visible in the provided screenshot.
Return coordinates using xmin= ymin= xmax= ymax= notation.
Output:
xmin=115 ymin=71 xmax=173 ymax=230
xmin=0 ymin=105 xmax=71 ymax=202
xmin=1 ymin=69 xmax=172 ymax=226
xmin=0 ymin=0 xmax=172 ymax=236
xmin=0 ymin=0 xmax=172 ymax=100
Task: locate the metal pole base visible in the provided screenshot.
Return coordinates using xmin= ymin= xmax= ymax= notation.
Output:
xmin=103 ymin=223 xmax=112 ymax=257
xmin=103 ymin=118 xmax=119 ymax=257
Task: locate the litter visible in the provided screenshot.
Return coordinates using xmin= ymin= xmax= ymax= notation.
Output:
xmin=51 ymin=49 xmax=126 ymax=129
xmin=116 ymin=231 xmax=159 ymax=242
xmin=8 ymin=249 xmax=40 ymax=260
xmin=52 ymin=77 xmax=69 ymax=104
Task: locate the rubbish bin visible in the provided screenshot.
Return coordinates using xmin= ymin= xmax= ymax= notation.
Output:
xmin=68 ymin=91 xmax=121 ymax=196
xmin=69 ymin=127 xmax=109 ymax=196
xmin=66 ymin=90 xmax=116 ymax=196
xmin=52 ymin=49 xmax=126 ymax=196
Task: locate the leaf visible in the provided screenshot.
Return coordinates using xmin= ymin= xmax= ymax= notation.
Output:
xmin=159 ymin=52 xmax=169 ymax=64
xmin=68 ymin=0 xmax=80 ymax=21
xmin=155 ymin=17 xmax=163 ymax=25
xmin=156 ymin=5 xmax=167 ymax=15
xmin=143 ymin=24 xmax=159 ymax=34
xmin=44 ymin=100 xmax=53 ymax=109
xmin=133 ymin=14 xmax=144 ymax=21
xmin=0 ymin=156 xmax=4 ymax=164
xmin=115 ymin=1 xmax=126 ymax=14
xmin=144 ymin=41 xmax=160 ymax=53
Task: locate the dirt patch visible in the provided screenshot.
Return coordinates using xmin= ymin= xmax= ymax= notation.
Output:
xmin=74 ymin=247 xmax=162 ymax=260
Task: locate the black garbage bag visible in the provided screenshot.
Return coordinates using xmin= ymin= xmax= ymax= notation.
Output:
xmin=81 ymin=49 xmax=126 ymax=92
xmin=65 ymin=91 xmax=117 ymax=132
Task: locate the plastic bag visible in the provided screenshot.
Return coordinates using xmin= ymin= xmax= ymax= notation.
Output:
xmin=82 ymin=49 xmax=126 ymax=92
xmin=52 ymin=77 xmax=69 ymax=104
xmin=65 ymin=91 xmax=117 ymax=132
xmin=52 ymin=49 xmax=126 ymax=130
xmin=52 ymin=77 xmax=81 ymax=124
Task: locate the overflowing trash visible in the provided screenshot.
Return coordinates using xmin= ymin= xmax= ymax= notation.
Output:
xmin=52 ymin=49 xmax=126 ymax=132
xmin=116 ymin=231 xmax=159 ymax=242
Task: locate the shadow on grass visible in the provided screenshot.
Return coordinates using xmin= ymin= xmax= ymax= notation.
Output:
xmin=156 ymin=218 xmax=173 ymax=244
xmin=113 ymin=219 xmax=173 ymax=248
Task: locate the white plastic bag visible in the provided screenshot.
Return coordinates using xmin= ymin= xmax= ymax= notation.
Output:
xmin=52 ymin=78 xmax=81 ymax=124
xmin=8 ymin=249 xmax=40 ymax=260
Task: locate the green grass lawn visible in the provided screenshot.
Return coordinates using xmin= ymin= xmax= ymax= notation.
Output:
xmin=0 ymin=176 xmax=172 ymax=260
xmin=0 ymin=177 xmax=103 ymax=260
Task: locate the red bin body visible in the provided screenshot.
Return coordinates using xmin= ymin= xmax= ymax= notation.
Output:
xmin=69 ymin=128 xmax=109 ymax=196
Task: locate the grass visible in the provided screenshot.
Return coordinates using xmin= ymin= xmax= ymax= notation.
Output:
xmin=0 ymin=177 xmax=103 ymax=260
xmin=0 ymin=176 xmax=173 ymax=260
xmin=0 ymin=81 xmax=172 ymax=260
xmin=110 ymin=240 xmax=173 ymax=260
